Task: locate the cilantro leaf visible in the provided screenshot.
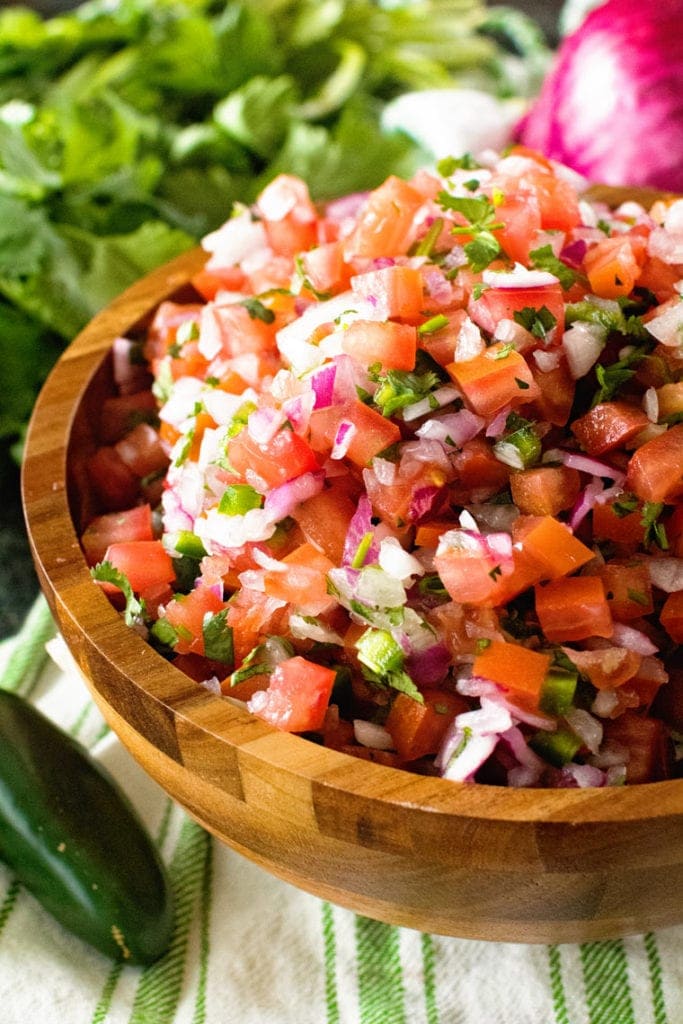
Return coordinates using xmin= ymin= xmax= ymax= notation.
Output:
xmin=90 ymin=561 xmax=145 ymax=626
xmin=512 ymin=304 xmax=557 ymax=339
xmin=641 ymin=502 xmax=669 ymax=550
xmin=203 ymin=609 xmax=234 ymax=664
xmin=370 ymin=366 xmax=442 ymax=418
xmin=529 ymin=244 xmax=577 ymax=290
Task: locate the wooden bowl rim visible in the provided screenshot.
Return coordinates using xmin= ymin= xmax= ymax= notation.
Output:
xmin=21 ymin=197 xmax=683 ymax=832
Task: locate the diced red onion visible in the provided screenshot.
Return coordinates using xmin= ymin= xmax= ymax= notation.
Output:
xmin=611 ymin=622 xmax=659 ymax=656
xmin=440 ymin=732 xmax=498 ymax=783
xmin=247 ymin=406 xmax=285 ymax=445
xmin=310 ymin=362 xmax=337 ymax=408
xmin=378 ymin=536 xmax=424 ymax=583
xmin=325 ymin=191 xmax=369 ymax=223
xmin=561 ymin=764 xmax=606 ymax=788
xmin=569 ymin=478 xmax=604 ymax=531
xmin=403 ymin=385 xmax=461 ymax=422
xmin=562 ymin=321 xmax=605 ymax=379
xmin=330 ymin=419 xmax=356 ymax=460
xmin=561 ymin=450 xmax=626 ymax=484
xmin=370 ymin=457 xmax=397 ymax=486
xmin=263 ymin=469 xmax=325 ymax=522
xmin=591 ymin=688 xmax=620 ymax=718
xmin=202 ymin=211 xmax=268 ymax=265
xmin=647 ymin=557 xmax=683 ymax=593
xmin=415 ymin=409 xmax=482 ymax=446
xmin=644 ymin=296 xmax=683 ymax=345
xmin=353 ymin=719 xmax=395 ymax=751
xmin=485 ymin=404 xmax=513 ymax=438
xmin=407 ymin=486 xmax=441 ymax=523
xmin=482 ymin=265 xmax=560 ymax=288
xmin=111 ymin=336 xmax=150 ymax=394
xmin=565 ymin=708 xmax=603 ymax=754
xmin=560 ymin=238 xmax=587 ymax=268
xmin=342 ymin=495 xmax=379 ymax=567
xmin=282 ymin=391 xmax=314 ymax=435
xmin=406 ymin=643 xmax=451 ymax=687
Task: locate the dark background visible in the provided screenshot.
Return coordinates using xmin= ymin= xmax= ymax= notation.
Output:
xmin=0 ymin=0 xmax=566 ymax=638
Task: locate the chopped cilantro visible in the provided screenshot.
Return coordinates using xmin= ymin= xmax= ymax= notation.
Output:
xmin=436 ymin=193 xmax=503 ymax=272
xmin=90 ymin=561 xmax=145 ymax=626
xmin=370 ymin=366 xmax=442 ymax=418
xmin=513 ymin=304 xmax=557 ymax=339
xmin=417 ymin=313 xmax=450 ymax=336
xmin=565 ymin=300 xmax=648 ymax=341
xmin=612 ymin=494 xmax=639 ymax=517
xmin=437 ymin=153 xmax=480 ymax=175
xmin=240 ymin=297 xmax=275 ymax=324
xmin=641 ymin=502 xmax=669 ymax=550
xmin=203 ymin=609 xmax=234 ymax=664
xmin=529 ymin=244 xmax=577 ymax=290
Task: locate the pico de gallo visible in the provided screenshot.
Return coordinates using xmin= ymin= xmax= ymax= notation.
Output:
xmin=84 ymin=146 xmax=683 ymax=787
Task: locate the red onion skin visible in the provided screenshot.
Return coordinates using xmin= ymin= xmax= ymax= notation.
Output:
xmin=516 ymin=0 xmax=683 ymax=192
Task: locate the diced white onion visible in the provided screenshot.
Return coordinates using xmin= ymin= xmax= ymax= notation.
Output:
xmin=482 ymin=263 xmax=559 ymax=288
xmin=562 ymin=321 xmax=606 ymax=379
xmin=353 ymin=719 xmax=395 ymax=750
xmin=647 ymin=557 xmax=683 ymax=593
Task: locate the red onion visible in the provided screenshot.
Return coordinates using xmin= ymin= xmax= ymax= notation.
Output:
xmin=342 ymin=495 xmax=379 ymax=567
xmin=330 ymin=420 xmax=356 ymax=460
xmin=561 ymin=450 xmax=626 ymax=484
xmin=517 ymin=1 xmax=683 ymax=192
xmin=611 ymin=622 xmax=659 ymax=656
xmin=263 ymin=469 xmax=325 ymax=522
xmin=310 ymin=363 xmax=337 ymax=408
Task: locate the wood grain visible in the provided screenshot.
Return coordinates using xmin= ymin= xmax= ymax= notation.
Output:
xmin=21 ymin=220 xmax=683 ymax=943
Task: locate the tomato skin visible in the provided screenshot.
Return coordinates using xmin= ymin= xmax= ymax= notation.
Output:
xmin=625 ymin=424 xmax=683 ymax=504
xmin=509 ymin=465 xmax=581 ymax=517
xmin=528 ymin=356 xmax=575 ymax=427
xmin=593 ymin=560 xmax=654 ymax=622
xmin=344 ymin=176 xmax=424 ymax=258
xmin=472 ymin=639 xmax=552 ymax=707
xmin=103 ymin=540 xmax=176 ymax=594
xmin=602 ymin=711 xmax=672 ymax=783
xmin=492 ymin=190 xmax=541 ymax=264
xmin=468 ymin=283 xmax=565 ymax=337
xmin=114 ymin=423 xmax=169 ymax=479
xmin=514 ymin=515 xmax=594 ymax=580
xmin=88 ymin=446 xmax=141 ymax=512
xmin=535 ymin=576 xmax=614 ymax=642
xmin=228 ymin=428 xmax=320 ymax=489
xmin=99 ymin=391 xmax=157 ymax=445
xmin=571 ymin=401 xmax=650 ymax=456
xmin=308 ymin=400 xmax=401 ymax=467
xmin=81 ymin=504 xmax=153 ymax=566
xmin=583 ymin=235 xmax=646 ymax=298
xmin=385 ymin=690 xmax=469 ymax=761
xmin=291 ymin=481 xmax=357 ymax=564
xmin=256 ymin=174 xmax=318 ymax=256
xmin=446 ymin=342 xmax=540 ymax=418
xmin=248 ymin=656 xmax=336 ymax=732
xmin=350 ymin=265 xmax=424 ymax=320
xmin=341 ymin=319 xmax=417 ymax=371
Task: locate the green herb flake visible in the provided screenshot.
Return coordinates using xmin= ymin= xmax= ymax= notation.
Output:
xmin=513 ymin=304 xmax=557 ymax=339
xmin=203 ymin=609 xmax=234 ymax=664
xmin=641 ymin=501 xmax=669 ymax=550
xmin=240 ymin=297 xmax=275 ymax=324
xmin=90 ymin=561 xmax=145 ymax=626
xmin=529 ymin=244 xmax=577 ymax=290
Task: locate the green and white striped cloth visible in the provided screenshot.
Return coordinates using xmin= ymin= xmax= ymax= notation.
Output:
xmin=1 ymin=597 xmax=682 ymax=1024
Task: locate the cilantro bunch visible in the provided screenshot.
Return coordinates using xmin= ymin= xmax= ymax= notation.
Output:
xmin=0 ymin=0 xmax=548 ymax=473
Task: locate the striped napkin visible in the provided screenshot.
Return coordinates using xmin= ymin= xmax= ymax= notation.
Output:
xmin=1 ymin=597 xmax=682 ymax=1024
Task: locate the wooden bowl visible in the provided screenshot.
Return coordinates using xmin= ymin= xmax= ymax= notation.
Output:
xmin=22 ymin=195 xmax=683 ymax=945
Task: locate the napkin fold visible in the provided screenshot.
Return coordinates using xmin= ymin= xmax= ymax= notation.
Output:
xmin=0 ymin=597 xmax=681 ymax=1024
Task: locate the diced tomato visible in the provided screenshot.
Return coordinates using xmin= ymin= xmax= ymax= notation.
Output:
xmin=228 ymin=427 xmax=320 ymax=489
xmin=472 ymin=638 xmax=552 ymax=707
xmin=515 ymin=515 xmax=594 ymax=580
xmin=88 ymin=446 xmax=141 ymax=511
xmin=114 ymin=422 xmax=169 ymax=479
xmin=341 ymin=319 xmax=417 ymax=371
xmin=509 ymin=465 xmax=581 ymax=517
xmin=248 ymin=655 xmax=336 ymax=732
xmin=99 ymin=390 xmax=157 ymax=445
xmin=625 ymin=424 xmax=683 ymax=503
xmin=364 ymin=460 xmax=447 ymax=530
xmin=207 ymin=302 xmax=278 ymax=358
xmin=257 ymin=174 xmax=318 ymax=256
xmin=434 ymin=530 xmax=515 ymax=606
xmin=262 ymin=543 xmax=336 ymax=615
xmin=300 ymin=241 xmax=348 ymax=294
xmin=661 ymin=590 xmax=683 ymax=644
xmin=308 ymin=400 xmax=401 ymax=467
xmin=602 ymin=711 xmax=672 ymax=783
xmin=571 ymin=401 xmax=650 ymax=456
xmin=191 ymin=265 xmax=246 ymax=301
xmin=291 ymin=480 xmax=358 ymax=563
xmin=446 ymin=342 xmax=540 ymax=418
xmin=103 ymin=540 xmax=176 ymax=594
xmin=535 ymin=576 xmax=614 ymax=642
xmin=593 ymin=560 xmax=654 ymax=621
xmin=492 ymin=190 xmax=542 ymax=265
xmin=162 ymin=583 xmax=228 ymax=657
xmin=468 ymin=283 xmax=565 ymax=337
xmin=81 ymin=504 xmax=153 ymax=566
xmin=451 ymin=438 xmax=511 ymax=502
xmin=592 ymin=498 xmax=647 ymax=549
xmin=351 ymin=265 xmax=425 ymax=320
xmin=528 ymin=355 xmax=575 ymax=427
xmin=583 ymin=235 xmax=647 ymax=299
xmin=344 ymin=176 xmax=424 ymax=258
xmin=226 ymin=589 xmax=289 ymax=664
xmin=385 ymin=690 xmax=469 ymax=761
xmin=565 ymin=646 xmax=642 ymax=691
